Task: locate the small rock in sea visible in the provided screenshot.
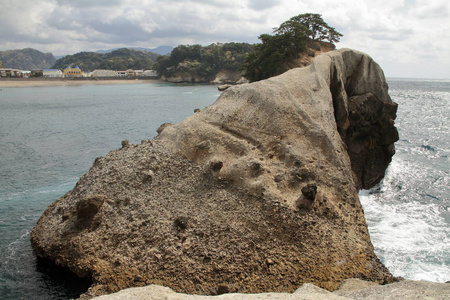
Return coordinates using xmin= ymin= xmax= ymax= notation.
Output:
xmin=194 ymin=108 xmax=201 ymax=113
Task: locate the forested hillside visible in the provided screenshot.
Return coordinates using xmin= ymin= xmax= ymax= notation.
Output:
xmin=153 ymin=42 xmax=254 ymax=82
xmin=52 ymin=48 xmax=160 ymax=71
xmin=0 ymin=48 xmax=56 ymax=69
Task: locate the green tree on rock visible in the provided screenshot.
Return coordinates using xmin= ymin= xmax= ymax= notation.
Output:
xmin=282 ymin=13 xmax=343 ymax=43
xmin=243 ymin=13 xmax=343 ymax=82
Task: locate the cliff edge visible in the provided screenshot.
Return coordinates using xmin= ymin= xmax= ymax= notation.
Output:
xmin=31 ymin=49 xmax=398 ymax=298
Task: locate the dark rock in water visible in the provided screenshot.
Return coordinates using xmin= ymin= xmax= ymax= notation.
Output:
xmin=31 ymin=49 xmax=397 ymax=298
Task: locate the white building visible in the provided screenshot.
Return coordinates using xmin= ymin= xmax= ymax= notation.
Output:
xmin=134 ymin=69 xmax=144 ymax=77
xmin=92 ymin=69 xmax=117 ymax=77
xmin=116 ymin=70 xmax=127 ymax=77
xmin=43 ymin=69 xmax=63 ymax=78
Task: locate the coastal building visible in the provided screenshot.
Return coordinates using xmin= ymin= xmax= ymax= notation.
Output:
xmin=43 ymin=69 xmax=63 ymax=78
xmin=134 ymin=69 xmax=144 ymax=77
xmin=92 ymin=69 xmax=117 ymax=77
xmin=116 ymin=70 xmax=127 ymax=77
xmin=21 ymin=70 xmax=31 ymax=78
xmin=63 ymin=66 xmax=83 ymax=77
xmin=31 ymin=69 xmax=43 ymax=77
xmin=0 ymin=68 xmax=22 ymax=77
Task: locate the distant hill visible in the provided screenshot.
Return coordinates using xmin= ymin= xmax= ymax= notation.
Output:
xmin=96 ymin=46 xmax=174 ymax=56
xmin=52 ymin=48 xmax=161 ymax=72
xmin=153 ymin=42 xmax=254 ymax=83
xmin=0 ymin=48 xmax=56 ymax=70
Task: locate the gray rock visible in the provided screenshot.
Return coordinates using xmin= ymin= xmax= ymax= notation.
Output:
xmin=335 ymin=278 xmax=379 ymax=292
xmin=93 ymin=280 xmax=450 ymax=300
xmin=338 ymin=280 xmax=450 ymax=300
xmin=92 ymin=283 xmax=349 ymax=300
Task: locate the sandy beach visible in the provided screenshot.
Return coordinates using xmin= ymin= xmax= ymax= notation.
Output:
xmin=0 ymin=78 xmax=166 ymax=88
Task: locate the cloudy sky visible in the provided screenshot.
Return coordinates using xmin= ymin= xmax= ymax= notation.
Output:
xmin=1 ymin=0 xmax=449 ymax=78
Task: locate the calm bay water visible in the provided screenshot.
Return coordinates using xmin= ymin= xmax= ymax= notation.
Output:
xmin=0 ymin=79 xmax=448 ymax=299
xmin=0 ymin=82 xmax=220 ymax=299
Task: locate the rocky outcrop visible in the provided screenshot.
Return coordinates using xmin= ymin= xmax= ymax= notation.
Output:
xmin=161 ymin=70 xmax=247 ymax=84
xmin=31 ymin=49 xmax=398 ymax=298
xmin=210 ymin=70 xmax=248 ymax=85
xmin=92 ymin=279 xmax=450 ymax=300
xmin=160 ymin=73 xmax=209 ymax=83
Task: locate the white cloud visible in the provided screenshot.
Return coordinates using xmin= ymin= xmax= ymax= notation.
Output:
xmin=0 ymin=0 xmax=449 ymax=78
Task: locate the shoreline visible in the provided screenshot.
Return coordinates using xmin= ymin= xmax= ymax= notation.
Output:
xmin=0 ymin=78 xmax=166 ymax=88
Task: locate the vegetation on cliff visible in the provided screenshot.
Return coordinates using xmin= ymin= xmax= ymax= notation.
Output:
xmin=154 ymin=14 xmax=342 ymax=83
xmin=153 ymin=42 xmax=254 ymax=81
xmin=243 ymin=13 xmax=343 ymax=82
xmin=0 ymin=48 xmax=56 ymax=70
xmin=52 ymin=48 xmax=160 ymax=72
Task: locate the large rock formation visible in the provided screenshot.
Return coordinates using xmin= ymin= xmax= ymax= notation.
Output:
xmin=30 ymin=49 xmax=398 ymax=298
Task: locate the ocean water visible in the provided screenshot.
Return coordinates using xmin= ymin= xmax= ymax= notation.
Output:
xmin=0 ymin=79 xmax=448 ymax=299
xmin=359 ymin=78 xmax=450 ymax=282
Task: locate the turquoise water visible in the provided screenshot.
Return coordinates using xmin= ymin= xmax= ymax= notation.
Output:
xmin=0 ymin=79 xmax=448 ymax=299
